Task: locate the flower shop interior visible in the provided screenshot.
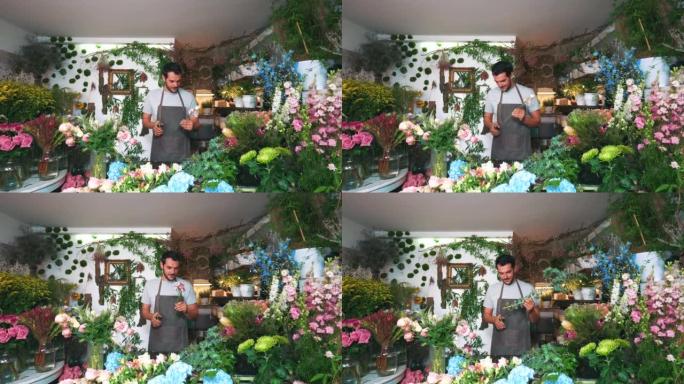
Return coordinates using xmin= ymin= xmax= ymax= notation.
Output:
xmin=0 ymin=0 xmax=342 ymax=193
xmin=341 ymin=193 xmax=684 ymax=383
xmin=341 ymin=0 xmax=684 ymax=193
xmin=0 ymin=193 xmax=341 ymax=384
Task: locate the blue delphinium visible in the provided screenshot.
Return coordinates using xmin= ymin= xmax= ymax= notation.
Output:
xmin=203 ymin=180 xmax=235 ymax=193
xmin=448 ymin=159 xmax=468 ymax=180
xmin=165 ymin=361 xmax=193 ymax=383
xmin=107 ymin=161 xmax=127 ymax=181
xmin=447 ymin=355 xmax=467 ymax=376
xmin=592 ymin=241 xmax=639 ymax=291
xmin=544 ymin=178 xmax=576 ymax=193
xmin=255 ymin=50 xmax=301 ymax=103
xmin=595 ymin=48 xmax=641 ymax=103
xmin=252 ymin=240 xmax=299 ymax=295
xmin=202 ymin=369 xmax=234 ymax=384
xmin=544 ymin=373 xmax=574 ymax=384
xmin=104 ymin=351 xmax=124 ymax=372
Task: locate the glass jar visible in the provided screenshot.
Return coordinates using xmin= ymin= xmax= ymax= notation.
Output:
xmin=430 ymin=345 xmax=446 ymax=374
xmin=88 ymin=343 xmax=104 ymax=370
xmin=38 ymin=151 xmax=59 ymax=180
xmin=34 ymin=343 xmax=56 ymax=372
xmin=431 ymin=150 xmax=448 ymax=178
xmin=378 ymin=149 xmax=400 ymax=180
xmin=0 ymin=162 xmax=22 ymax=191
xmin=375 ymin=346 xmax=398 ymax=377
xmin=341 ymin=357 xmax=361 ymax=384
xmin=342 ymin=158 xmax=363 ymax=191
xmin=91 ymin=152 xmax=108 ymax=180
xmin=0 ymin=353 xmax=18 ymax=383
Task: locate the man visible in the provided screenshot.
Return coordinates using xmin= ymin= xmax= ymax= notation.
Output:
xmin=483 ymin=61 xmax=541 ymax=163
xmin=482 ymin=254 xmax=540 ymax=358
xmin=142 ymin=62 xmax=199 ymax=165
xmin=141 ymin=250 xmax=198 ymax=356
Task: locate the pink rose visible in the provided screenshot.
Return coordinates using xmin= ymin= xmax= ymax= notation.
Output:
xmin=422 ymin=132 xmax=431 ymax=141
xmin=293 ymin=119 xmax=303 ymax=132
xmin=84 ymin=368 xmax=98 ymax=380
xmin=62 ymin=328 xmax=72 ymax=338
xmin=114 ymin=319 xmax=128 ymax=333
xmin=87 ymin=177 xmax=102 ymax=190
xmin=327 ymin=138 xmax=336 ymax=147
xmin=341 ymin=134 xmax=355 ymax=150
xmin=341 ymin=332 xmax=352 ymax=347
xmin=312 ymin=134 xmax=322 ymax=143
xmin=82 ymin=134 xmax=89 ymax=142
xmin=65 ymin=137 xmax=75 ymax=147
xmin=356 ymin=328 xmax=371 ymax=344
xmin=14 ymin=325 xmax=29 ymax=340
xmin=671 ymin=136 xmax=680 ymax=144
xmin=403 ymin=332 xmax=414 ymax=342
xmin=458 ymin=128 xmax=472 ymax=141
xmin=0 ymin=329 xmax=9 ymax=344
xmin=19 ymin=133 xmax=33 ymax=148
xmin=0 ymin=136 xmax=15 ymax=151
xmin=129 ymin=139 xmax=139 ymax=146
xmin=359 ymin=132 xmax=373 ymax=146
xmin=406 ymin=135 xmax=416 ymax=145
xmin=420 ymin=329 xmax=429 ymax=337
xmin=117 ymin=130 xmax=131 ymax=142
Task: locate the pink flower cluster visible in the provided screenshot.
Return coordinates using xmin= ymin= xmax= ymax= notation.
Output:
xmin=647 ymin=79 xmax=683 ymax=147
xmin=340 ymin=121 xmax=373 ymax=150
xmin=58 ymin=364 xmax=84 ymax=381
xmin=402 ymin=172 xmax=427 ymax=189
xmin=401 ymin=369 xmax=425 ymax=384
xmin=116 ymin=128 xmax=139 ymax=147
xmin=58 ymin=122 xmax=84 ymax=147
xmin=307 ymin=81 xmax=341 ymax=152
xmin=0 ymin=315 xmax=30 ymax=343
xmin=341 ymin=319 xmax=372 ymax=347
xmin=456 ymin=124 xmax=481 ymax=145
xmin=0 ymin=122 xmax=33 ymax=152
xmin=399 ymin=120 xmax=429 ymax=146
xmin=643 ymin=267 xmax=684 ymax=342
xmin=304 ymin=270 xmax=341 ymax=341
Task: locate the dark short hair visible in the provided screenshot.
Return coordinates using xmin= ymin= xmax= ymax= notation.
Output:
xmin=160 ymin=250 xmax=183 ymax=265
xmin=162 ymin=62 xmax=183 ymax=77
xmin=495 ymin=254 xmax=516 ymax=268
xmin=491 ymin=61 xmax=513 ymax=77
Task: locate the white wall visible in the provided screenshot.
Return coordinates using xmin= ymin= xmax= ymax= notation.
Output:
xmin=0 ymin=212 xmax=25 ymax=243
xmin=342 ymin=18 xmax=373 ymax=52
xmin=36 ymin=230 xmax=168 ymax=350
xmin=341 ymin=216 xmax=369 ymax=248
xmin=0 ymin=18 xmax=32 ymax=54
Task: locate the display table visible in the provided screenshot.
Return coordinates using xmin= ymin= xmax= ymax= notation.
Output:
xmin=362 ymin=366 xmax=406 ymax=384
xmin=14 ymin=362 xmax=64 ymax=384
xmin=347 ymin=169 xmax=408 ymax=193
xmin=6 ymin=170 xmax=67 ymax=193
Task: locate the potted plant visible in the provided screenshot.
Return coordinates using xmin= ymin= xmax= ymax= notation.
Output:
xmin=200 ymin=101 xmax=213 ymax=116
xmin=241 ymin=82 xmax=258 ymax=109
xmin=565 ymin=273 xmax=589 ymax=301
xmin=22 ymin=114 xmax=63 ymax=180
xmin=542 ymin=99 xmax=555 ymax=114
xmin=221 ymin=84 xmax=245 ymax=108
xmin=236 ymin=269 xmax=256 ymax=298
xmin=219 ymin=273 xmax=242 ymax=298
xmin=355 ymin=40 xmax=403 ymax=84
xmin=198 ymin=290 xmax=211 ymax=305
xmin=581 ymin=77 xmax=599 ymax=107
xmin=19 ymin=306 xmax=59 ymax=373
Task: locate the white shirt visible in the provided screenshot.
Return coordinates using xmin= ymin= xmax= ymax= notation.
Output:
xmin=484 ymin=83 xmax=540 ymax=123
xmin=483 ymin=279 xmax=538 ymax=316
xmin=142 ymin=88 xmax=197 ymax=121
xmin=141 ymin=277 xmax=196 ymax=313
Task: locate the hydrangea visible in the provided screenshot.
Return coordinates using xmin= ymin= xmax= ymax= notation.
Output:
xmin=104 ymin=352 xmax=124 ymax=373
xmin=507 ymin=365 xmax=535 ymax=384
xmin=202 ymin=369 xmax=233 ymax=384
xmin=150 ymin=185 xmax=171 ymax=193
xmin=543 ymin=373 xmax=574 ymax=384
xmin=147 ymin=375 xmax=170 ymax=384
xmin=165 ymin=361 xmax=193 ymax=383
xmin=447 ymin=355 xmax=466 ymax=376
xmin=203 ymin=180 xmax=235 ymax=193
xmin=107 ymin=161 xmax=127 ymax=181
xmin=492 ymin=170 xmax=536 ymax=193
xmin=544 ymin=178 xmax=576 ymax=193
xmin=167 ymin=172 xmax=195 ymax=192
xmin=448 ymin=159 xmax=468 ymax=180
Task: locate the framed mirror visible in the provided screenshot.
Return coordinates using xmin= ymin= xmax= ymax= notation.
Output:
xmin=446 ymin=263 xmax=474 ymax=289
xmin=108 ymin=69 xmax=135 ymax=95
xmin=448 ymin=67 xmax=476 ymax=93
xmin=104 ymin=260 xmax=132 ymax=285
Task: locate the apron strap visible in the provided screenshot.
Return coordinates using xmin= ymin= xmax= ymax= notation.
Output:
xmin=157 ymin=88 xmax=165 ymax=123
xmin=498 ymin=280 xmax=505 ymax=300
xmin=153 ymin=278 xmax=163 ymax=313
xmin=515 ymin=280 xmax=524 ymax=299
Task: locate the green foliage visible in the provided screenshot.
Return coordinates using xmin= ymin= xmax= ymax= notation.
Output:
xmin=119 ymin=86 xmax=143 ymax=134
xmin=180 ymin=326 xmax=236 ymax=375
xmin=450 ymin=39 xmax=513 ymax=66
xmin=45 ymin=276 xmax=76 ymax=307
xmin=295 ymin=146 xmax=340 ymax=193
xmin=567 ymin=109 xmax=615 ymax=153
xmin=183 ymin=137 xmax=238 ymax=190
xmin=523 ymin=343 xmax=578 ymax=378
xmin=564 ymin=304 xmax=606 ymax=351
xmin=223 ymin=302 xmax=267 ymax=346
xmin=0 ymin=272 xmax=50 ymax=314
xmin=612 ymin=0 xmax=684 ymax=56
xmin=356 ymin=40 xmax=403 ymax=78
xmin=226 ymin=112 xmax=279 ymax=154
xmin=116 ymin=267 xmax=143 ymax=323
xmin=241 ymin=147 xmax=296 ymax=192
xmin=267 ymin=193 xmax=339 ymax=248
xmin=635 ymin=338 xmax=673 ymax=382
xmin=102 ymin=232 xmax=165 ymax=276
xmin=293 ymin=333 xmax=337 ymax=383
xmin=12 ymin=42 xmax=62 ymax=83
xmin=271 ymin=0 xmax=341 ymax=60
xmin=343 ymin=235 xmax=398 ymax=276
xmin=72 ymin=307 xmax=115 ymax=345
xmin=608 ymin=194 xmax=677 ymax=252
xmin=446 ymin=236 xmax=506 ymax=269
xmin=0 ymin=229 xmax=58 ymax=274
xmin=342 ymin=276 xmax=393 ymax=319
xmin=342 ymin=79 xmax=394 ymax=121
xmin=388 ymin=281 xmax=418 ymax=310
xmin=108 ymin=42 xmax=171 ymax=85
xmin=391 ymin=84 xmax=421 ymax=115
xmin=0 ymin=81 xmax=55 ymax=122
xmin=50 ymin=86 xmax=80 ymax=115
xmin=458 ymin=89 xmax=485 ymax=129
xmin=524 ymin=135 xmax=580 ymax=188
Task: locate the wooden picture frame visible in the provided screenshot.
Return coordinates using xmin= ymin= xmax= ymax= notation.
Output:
xmin=446 ymin=263 xmax=474 ymax=289
xmin=108 ymin=69 xmax=135 ymax=95
xmin=104 ymin=260 xmax=132 ymax=286
xmin=448 ymin=67 xmax=476 ymax=93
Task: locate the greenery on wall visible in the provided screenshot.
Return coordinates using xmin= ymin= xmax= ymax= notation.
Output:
xmin=608 ymin=194 xmax=678 ymax=253
xmin=267 ymin=193 xmax=340 ymax=249
xmin=612 ymin=0 xmax=684 ymax=56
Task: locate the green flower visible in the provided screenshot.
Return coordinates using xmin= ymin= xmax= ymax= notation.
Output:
xmin=254 ymin=336 xmax=280 ymax=353
xmin=256 ymin=147 xmax=280 ymax=164
xmin=596 ymin=339 xmax=628 ymax=356
xmin=237 ymin=339 xmax=255 ymax=354
xmin=579 ymin=342 xmax=596 ymax=357
xmin=581 ymin=148 xmax=599 ymax=163
xmin=598 ymin=146 xmax=622 ymax=162
xmin=239 ymin=150 xmax=257 ymax=165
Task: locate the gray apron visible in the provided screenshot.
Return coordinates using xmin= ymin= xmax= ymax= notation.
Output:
xmin=491 ymin=84 xmax=532 ymax=162
xmin=491 ymin=280 xmax=531 ymax=357
xmin=148 ymin=279 xmax=189 ymax=355
xmin=150 ymin=89 xmax=191 ymax=164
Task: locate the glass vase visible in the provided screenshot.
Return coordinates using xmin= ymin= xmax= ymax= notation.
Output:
xmin=37 ymin=151 xmax=59 ymax=180
xmin=342 ymin=157 xmax=363 ymax=190
xmin=431 ymin=150 xmax=448 ymax=178
xmin=34 ymin=343 xmax=56 ymax=373
xmin=375 ymin=346 xmax=398 ymax=377
xmin=0 ymin=353 xmax=18 ymax=383
xmin=0 ymin=162 xmax=22 ymax=191
xmin=91 ymin=152 xmax=108 ymax=180
xmin=341 ymin=357 xmax=361 ymax=384
xmin=88 ymin=343 xmax=104 ymax=370
xmin=378 ymin=148 xmax=399 ymax=180
xmin=430 ymin=345 xmax=446 ymax=374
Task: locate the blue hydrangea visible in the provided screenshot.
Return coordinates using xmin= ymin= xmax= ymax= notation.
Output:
xmin=491 ymin=170 xmax=536 ymax=193
xmin=491 ymin=183 xmax=513 ymax=193
xmin=448 ymin=159 xmax=468 ymax=180
xmin=202 ymin=369 xmax=234 ymax=384
xmin=167 ymin=172 xmax=195 ymax=192
xmin=545 ymin=178 xmax=576 ymax=193
xmin=104 ymin=351 xmax=124 ymax=372
xmin=507 ymin=365 xmax=535 ymax=384
xmin=494 ymin=380 xmax=509 ymax=384
xmin=107 ymin=161 xmax=127 ymax=181
xmin=151 ymin=185 xmax=171 ymax=193
xmin=147 ymin=375 xmax=170 ymax=384
xmin=544 ymin=373 xmax=574 ymax=384
xmin=203 ymin=180 xmax=235 ymax=193
xmin=447 ymin=355 xmax=466 ymax=376
xmin=165 ymin=361 xmax=193 ymax=383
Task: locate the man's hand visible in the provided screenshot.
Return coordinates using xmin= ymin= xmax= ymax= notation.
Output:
xmin=174 ymin=301 xmax=188 ymax=313
xmin=494 ymin=315 xmax=506 ymax=330
xmin=153 ymin=121 xmax=164 ymax=137
xmin=179 ymin=119 xmax=193 ymax=131
xmin=151 ymin=312 xmax=162 ymax=328
xmin=490 ymin=122 xmax=501 ymax=137
xmin=523 ymin=298 xmax=535 ymax=313
xmin=511 ymin=108 xmax=525 ymax=121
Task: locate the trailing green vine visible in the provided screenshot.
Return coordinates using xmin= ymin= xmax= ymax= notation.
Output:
xmin=446 ymin=268 xmax=488 ymax=325
xmin=445 ymin=235 xmax=508 ymax=269
xmin=449 ymin=39 xmax=513 ymax=67
xmin=109 ymin=42 xmax=171 ymax=84
xmin=103 ymin=232 xmax=166 ymax=276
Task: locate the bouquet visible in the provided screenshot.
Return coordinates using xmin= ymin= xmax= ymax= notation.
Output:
xmin=111 ymin=163 xmax=182 ymax=193
xmin=0 ymin=314 xmax=30 ymax=353
xmin=19 ymin=306 xmax=59 ymax=347
xmin=0 ymin=121 xmax=33 ymax=162
xmin=23 ymin=114 xmax=63 ymax=155
xmin=55 ymin=307 xmax=115 ymax=346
